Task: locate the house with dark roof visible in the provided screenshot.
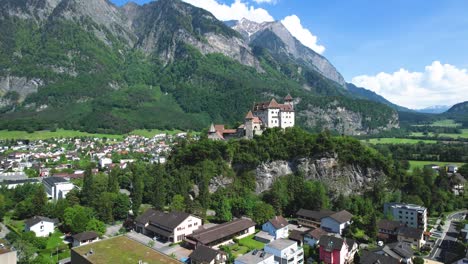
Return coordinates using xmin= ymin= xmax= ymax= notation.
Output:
xmin=135 ymin=209 xmax=202 ymax=243
xmin=377 ymin=219 xmax=404 ymax=242
xmin=360 ymin=250 xmax=399 ymax=264
xmin=2 ymin=178 xmax=40 ymax=189
xmin=261 ymin=216 xmax=289 ymax=240
xmin=42 ymin=176 xmax=75 ymax=200
xmin=24 ymin=216 xmax=58 ymax=237
xmin=318 ymin=235 xmax=357 ymax=264
xmin=320 ymin=210 xmax=354 ymax=235
xmin=185 ymin=218 xmax=256 ymax=248
xmin=397 ymin=226 xmax=425 ymax=249
xmin=72 ymin=231 xmax=99 ymax=247
xmin=189 ymin=245 xmax=227 ymax=264
xmin=371 ymin=242 xmax=414 ymax=263
xmin=296 ymin=209 xmax=335 ymax=228
xmin=304 ymin=227 xmax=329 ymax=246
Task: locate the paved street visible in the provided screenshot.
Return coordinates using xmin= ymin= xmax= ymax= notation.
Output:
xmin=428 ymin=210 xmax=466 ymax=261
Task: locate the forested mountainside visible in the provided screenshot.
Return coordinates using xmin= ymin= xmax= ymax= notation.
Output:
xmin=0 ymin=0 xmax=398 ymax=134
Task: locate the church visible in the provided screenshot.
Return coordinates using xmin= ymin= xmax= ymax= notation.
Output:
xmin=208 ymin=95 xmax=295 ymax=140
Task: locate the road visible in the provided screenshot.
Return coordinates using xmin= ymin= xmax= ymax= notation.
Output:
xmin=428 ymin=210 xmax=466 ymax=261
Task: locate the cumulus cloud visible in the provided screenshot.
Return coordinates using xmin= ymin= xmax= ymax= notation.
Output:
xmin=182 ymin=0 xmax=274 ymax=23
xmin=281 ymin=15 xmax=325 ymax=54
xmin=351 ymin=61 xmax=468 ymax=109
xmin=253 ymin=0 xmax=278 ymax=4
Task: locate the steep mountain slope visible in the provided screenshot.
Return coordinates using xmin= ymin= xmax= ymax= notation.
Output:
xmin=0 ymin=0 xmax=399 ymax=135
xmin=346 ymin=83 xmax=412 ymax=112
xmin=446 ymin=101 xmax=468 ymax=114
xmin=231 ymin=18 xmax=345 ymax=87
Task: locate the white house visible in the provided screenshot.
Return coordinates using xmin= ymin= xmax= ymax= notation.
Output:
xmin=320 ymin=210 xmax=353 ymax=235
xmin=384 ymin=203 xmax=427 ymax=231
xmin=264 ymin=239 xmax=304 ymax=264
xmin=43 ymin=177 xmax=75 ymax=200
xmin=25 ymin=216 xmax=57 ymax=237
xmin=99 ymin=157 xmax=112 ymax=168
xmin=262 ymin=216 xmax=289 ymax=240
xmin=135 ymin=209 xmax=202 ymax=243
xmin=235 ymin=249 xmax=275 ymax=264
xmin=72 ymin=231 xmax=100 ymax=247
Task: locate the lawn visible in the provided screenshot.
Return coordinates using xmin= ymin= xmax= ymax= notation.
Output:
xmin=0 ymin=129 xmax=123 ymax=140
xmin=73 ymin=236 xmax=179 ymax=264
xmin=408 ymin=160 xmax=465 ymax=172
xmin=363 ymin=138 xmax=437 ymax=144
xmin=39 ymin=231 xmax=70 ymax=263
xmin=238 ymin=234 xmax=265 ymax=250
xmin=411 ymin=129 xmax=468 ymax=139
xmin=226 ymin=244 xmax=250 ymax=257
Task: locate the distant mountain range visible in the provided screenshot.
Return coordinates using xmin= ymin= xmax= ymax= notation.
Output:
xmin=0 ymin=0 xmax=400 ymax=134
xmin=414 ymin=105 xmax=452 ymax=114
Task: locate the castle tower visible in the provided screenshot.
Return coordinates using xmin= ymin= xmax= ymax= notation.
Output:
xmin=244 ymin=110 xmax=254 ymax=139
xmin=284 ymin=94 xmax=293 ymax=109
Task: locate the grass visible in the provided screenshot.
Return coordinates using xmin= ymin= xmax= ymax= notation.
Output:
xmin=408 ymin=160 xmax=465 ymax=172
xmin=73 ymin=236 xmax=179 ymax=264
xmin=0 ymin=129 xmax=124 ymax=140
xmin=413 ymin=119 xmax=463 ymax=127
xmin=39 ymin=231 xmax=70 ymax=262
xmin=410 ymin=129 xmax=468 ymax=139
xmin=227 ymin=244 xmax=250 ymax=257
xmin=363 ymin=138 xmax=437 ymax=144
xmin=238 ymin=234 xmax=265 ymax=250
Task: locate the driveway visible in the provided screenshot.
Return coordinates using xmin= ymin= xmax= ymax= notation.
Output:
xmin=163 ymin=245 xmax=193 ymax=260
xmin=125 ymin=231 xmax=171 ymax=250
xmin=105 ymin=223 xmax=123 ymax=237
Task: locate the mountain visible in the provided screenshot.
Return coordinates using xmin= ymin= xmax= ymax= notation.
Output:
xmin=415 ymin=105 xmax=451 ymax=114
xmin=0 ymin=0 xmax=399 ymax=135
xmin=231 ymin=18 xmax=345 ymax=87
xmin=346 ymin=83 xmax=412 ymax=112
xmin=446 ymin=101 xmax=468 ymax=114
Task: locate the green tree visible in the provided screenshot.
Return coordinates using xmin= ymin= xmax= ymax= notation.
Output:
xmin=251 ymin=201 xmax=275 ymax=225
xmin=113 ymin=193 xmax=131 ymax=220
xmin=31 ymin=185 xmax=47 ymax=216
xmin=63 ymin=205 xmax=95 ymax=234
xmin=214 ymin=198 xmax=232 ymax=222
xmin=85 ymin=218 xmax=106 ymax=236
xmin=81 ymin=167 xmax=95 ymax=206
xmin=170 ymin=194 xmax=186 ymax=212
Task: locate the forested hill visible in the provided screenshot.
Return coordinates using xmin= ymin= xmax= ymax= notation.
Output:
xmin=446 ymin=101 xmax=468 ymax=114
xmin=0 ymin=0 xmax=398 ymax=134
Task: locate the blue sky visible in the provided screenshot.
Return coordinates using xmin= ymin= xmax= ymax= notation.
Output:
xmin=111 ymin=0 xmax=468 ymax=108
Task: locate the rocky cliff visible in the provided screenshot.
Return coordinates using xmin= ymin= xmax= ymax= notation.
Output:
xmin=255 ymin=157 xmax=386 ymax=196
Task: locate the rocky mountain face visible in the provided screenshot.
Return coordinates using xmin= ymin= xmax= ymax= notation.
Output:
xmin=0 ymin=0 xmax=399 ymax=134
xmin=255 ymin=157 xmax=385 ymax=196
xmin=231 ymin=18 xmax=346 ymax=87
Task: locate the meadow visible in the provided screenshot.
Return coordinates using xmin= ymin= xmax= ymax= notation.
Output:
xmin=362 ymin=138 xmax=437 ymax=144
xmin=410 ymin=129 xmax=468 ymax=139
xmin=408 ymin=160 xmax=464 ymax=172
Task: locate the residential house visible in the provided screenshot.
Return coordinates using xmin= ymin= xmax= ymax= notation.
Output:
xmin=262 ymin=216 xmax=289 ymax=239
xmin=372 ymin=242 xmax=414 ymax=264
xmin=296 ymin=209 xmax=335 ymax=228
xmin=72 ymin=231 xmax=100 ymax=247
xmin=235 ymin=249 xmax=275 ymax=264
xmin=288 ymin=230 xmax=305 ymax=247
xmin=135 ymin=209 xmax=202 ymax=243
xmin=450 ymin=173 xmax=466 ymax=195
xmin=2 ymin=178 xmax=40 ymax=189
xmin=304 ymin=228 xmax=328 ymax=246
xmin=98 ymin=157 xmax=112 ymax=169
xmin=185 ymin=218 xmax=256 ymax=248
xmin=43 ymin=176 xmax=75 ymax=200
xmin=318 ymin=235 xmax=357 ymax=264
xmin=189 ymin=245 xmax=227 ymax=264
xmin=321 ymin=210 xmax=353 ymax=235
xmin=445 ymin=164 xmax=458 ymax=173
xmin=377 ymin=219 xmax=404 ymax=242
xmin=397 ymin=226 xmax=425 ymax=250
xmin=360 ymin=250 xmax=399 ymax=264
xmin=264 ymin=239 xmax=304 ymax=264
xmin=25 ymin=216 xmax=57 ymax=237
xmin=0 ymin=246 xmax=17 ymax=264
xmin=384 ymin=203 xmax=427 ymax=231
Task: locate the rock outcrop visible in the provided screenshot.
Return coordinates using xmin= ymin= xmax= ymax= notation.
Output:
xmin=255 ymin=157 xmax=386 ymax=196
xmin=0 ymin=75 xmax=43 ymax=101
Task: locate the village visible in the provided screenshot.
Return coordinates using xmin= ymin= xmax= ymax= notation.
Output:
xmin=0 ymin=97 xmax=466 ymax=264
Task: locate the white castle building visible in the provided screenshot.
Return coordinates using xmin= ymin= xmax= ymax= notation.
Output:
xmin=208 ymin=95 xmax=295 ymax=140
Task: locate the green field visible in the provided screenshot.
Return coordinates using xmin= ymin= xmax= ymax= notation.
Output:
xmin=408 ymin=160 xmax=465 ymax=171
xmin=363 ymin=138 xmax=437 ymax=144
xmin=411 ymin=129 xmax=468 ymax=139
xmin=413 ymin=119 xmax=463 ymax=127
xmin=0 ymin=129 xmax=124 ymax=140
xmin=238 ymin=234 xmax=265 ymax=250
xmin=73 ymin=236 xmax=179 ymax=264
xmin=0 ymin=128 xmax=195 ymax=140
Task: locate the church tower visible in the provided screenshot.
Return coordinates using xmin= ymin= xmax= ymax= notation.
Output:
xmin=284 ymin=94 xmax=294 ymax=109
xmin=244 ymin=111 xmax=255 ymax=139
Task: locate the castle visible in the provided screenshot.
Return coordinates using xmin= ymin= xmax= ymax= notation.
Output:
xmin=208 ymin=95 xmax=295 ymax=140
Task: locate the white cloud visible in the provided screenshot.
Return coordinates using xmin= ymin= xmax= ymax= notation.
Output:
xmin=351 ymin=61 xmax=468 ymax=109
xmin=253 ymin=0 xmax=278 ymax=4
xmin=182 ymin=0 xmax=274 ymax=23
xmin=281 ymin=15 xmax=325 ymax=54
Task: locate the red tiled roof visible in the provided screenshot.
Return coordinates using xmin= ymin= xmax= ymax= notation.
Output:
xmin=284 ymin=94 xmax=293 ymax=101
xmin=245 ymin=111 xmax=254 ymax=119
